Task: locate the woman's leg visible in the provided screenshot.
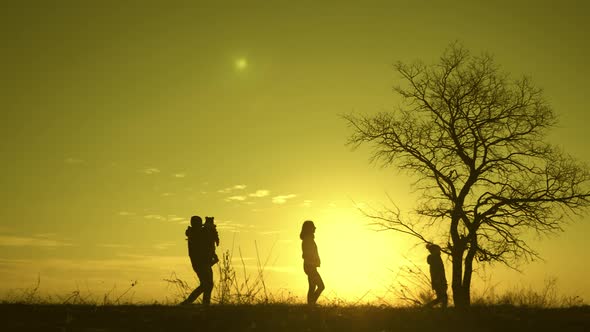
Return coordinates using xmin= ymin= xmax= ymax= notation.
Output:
xmin=312 ymin=271 xmax=325 ymax=304
xmin=304 ymin=264 xmax=317 ymax=304
xmin=307 ymin=274 xmax=315 ymax=304
xmin=304 ymin=265 xmax=324 ymax=304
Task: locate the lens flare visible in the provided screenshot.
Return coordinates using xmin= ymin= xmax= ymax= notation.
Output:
xmin=235 ymin=58 xmax=248 ymax=70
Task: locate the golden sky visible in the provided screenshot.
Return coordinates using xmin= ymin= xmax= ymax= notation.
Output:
xmin=1 ymin=1 xmax=589 ymax=303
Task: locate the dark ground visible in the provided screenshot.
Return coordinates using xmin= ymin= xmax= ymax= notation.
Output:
xmin=1 ymin=303 xmax=589 ymax=332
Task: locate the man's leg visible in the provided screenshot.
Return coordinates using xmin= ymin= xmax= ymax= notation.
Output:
xmin=182 ymin=286 xmax=203 ymax=304
xmin=201 ymin=265 xmax=214 ymax=305
xmin=180 ymin=263 xmax=205 ymax=304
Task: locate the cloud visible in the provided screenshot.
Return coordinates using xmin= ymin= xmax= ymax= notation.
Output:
xmin=32 ymin=233 xmax=57 ymax=238
xmin=97 ymin=243 xmax=132 ymax=249
xmin=226 ymin=195 xmax=247 ymax=202
xmin=222 ymin=187 xmax=270 ymax=202
xmin=141 ymin=167 xmax=160 ymax=175
xmin=144 ymin=214 xmax=186 ymax=223
xmin=218 ymin=184 xmax=247 ymax=193
xmin=272 ymin=194 xmax=297 ymax=204
xmin=302 ymin=200 xmax=312 ymax=207
xmin=258 ymin=230 xmax=282 ymax=236
xmin=64 ymin=157 xmax=84 ymax=164
xmin=0 ymin=235 xmax=72 ymax=247
xmin=144 ymin=214 xmax=166 ymax=221
xmin=161 ymin=192 xmax=174 ymax=197
xmin=153 ymin=242 xmax=176 ymax=250
xmin=173 ymin=173 xmax=186 ymax=178
xmin=249 ymin=190 xmax=270 ymax=198
xmin=118 ymin=211 xmax=136 ymax=216
xmin=0 ymin=254 xmax=187 ymax=275
xmin=216 ymin=221 xmax=255 ymax=232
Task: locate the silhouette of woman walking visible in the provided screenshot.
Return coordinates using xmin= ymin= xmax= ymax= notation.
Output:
xmin=300 ymin=220 xmax=325 ymax=305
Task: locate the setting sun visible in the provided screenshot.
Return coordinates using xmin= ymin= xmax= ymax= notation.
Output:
xmin=305 ymin=207 xmax=412 ymax=301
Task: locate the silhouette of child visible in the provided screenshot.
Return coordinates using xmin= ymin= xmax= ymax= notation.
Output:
xmin=204 ymin=216 xmax=220 ymax=265
xmin=425 ymin=243 xmax=448 ymax=308
xmin=300 ymin=220 xmax=325 ymax=305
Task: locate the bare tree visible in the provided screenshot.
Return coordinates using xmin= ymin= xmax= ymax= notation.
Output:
xmin=344 ymin=43 xmax=590 ymax=308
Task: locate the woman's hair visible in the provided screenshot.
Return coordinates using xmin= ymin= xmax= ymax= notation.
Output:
xmin=300 ymin=220 xmax=315 ymax=240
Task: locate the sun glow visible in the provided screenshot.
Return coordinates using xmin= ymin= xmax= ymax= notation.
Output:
xmin=313 ymin=207 xmax=409 ymax=302
xmin=235 ymin=58 xmax=248 ymax=70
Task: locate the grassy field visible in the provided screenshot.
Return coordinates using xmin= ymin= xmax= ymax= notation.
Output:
xmin=1 ymin=303 xmax=589 ymax=332
xmin=2 ymin=259 xmax=587 ymax=331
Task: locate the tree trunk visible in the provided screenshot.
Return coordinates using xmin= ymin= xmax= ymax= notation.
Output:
xmin=461 ymin=246 xmax=477 ymax=307
xmin=451 ymin=249 xmax=466 ymax=308
xmin=451 ymin=246 xmax=476 ymax=308
xmin=454 ymin=284 xmax=470 ymax=308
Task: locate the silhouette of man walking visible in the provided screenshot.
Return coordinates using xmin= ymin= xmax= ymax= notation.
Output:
xmin=425 ymin=243 xmax=448 ymax=308
xmin=180 ymin=215 xmax=217 ymax=305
